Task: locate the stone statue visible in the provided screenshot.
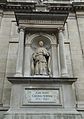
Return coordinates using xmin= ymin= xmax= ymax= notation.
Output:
xmin=32 ymin=41 xmax=51 ymax=76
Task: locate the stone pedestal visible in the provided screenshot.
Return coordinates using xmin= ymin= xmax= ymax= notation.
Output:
xmin=4 ymin=77 xmax=82 ymax=119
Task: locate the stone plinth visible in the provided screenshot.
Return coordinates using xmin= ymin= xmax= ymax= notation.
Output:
xmin=4 ymin=77 xmax=82 ymax=119
xmin=4 ymin=113 xmax=82 ymax=119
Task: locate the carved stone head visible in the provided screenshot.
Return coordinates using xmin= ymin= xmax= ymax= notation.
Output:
xmin=39 ymin=41 xmax=44 ymax=47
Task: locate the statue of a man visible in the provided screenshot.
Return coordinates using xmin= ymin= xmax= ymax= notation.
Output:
xmin=32 ymin=41 xmax=51 ymax=76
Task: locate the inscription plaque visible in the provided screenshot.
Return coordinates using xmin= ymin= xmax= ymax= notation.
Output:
xmin=23 ymin=88 xmax=61 ymax=105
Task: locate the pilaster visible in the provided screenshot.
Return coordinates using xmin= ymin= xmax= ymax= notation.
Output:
xmin=15 ymin=27 xmax=25 ymax=77
xmin=58 ymin=29 xmax=68 ymax=77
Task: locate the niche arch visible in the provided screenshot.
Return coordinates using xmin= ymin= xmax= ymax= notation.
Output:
xmin=24 ymin=32 xmax=59 ymax=77
xmin=26 ymin=33 xmax=57 ymax=46
xmin=30 ymin=34 xmax=52 ymax=76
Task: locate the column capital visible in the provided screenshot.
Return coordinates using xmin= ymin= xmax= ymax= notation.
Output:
xmin=57 ymin=27 xmax=65 ymax=32
xmin=15 ymin=26 xmax=25 ymax=77
xmin=18 ymin=26 xmax=25 ymax=33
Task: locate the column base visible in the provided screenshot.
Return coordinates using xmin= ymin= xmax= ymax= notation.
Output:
xmin=61 ymin=73 xmax=69 ymax=77
xmin=14 ymin=73 xmax=23 ymax=77
xmin=61 ymin=69 xmax=69 ymax=77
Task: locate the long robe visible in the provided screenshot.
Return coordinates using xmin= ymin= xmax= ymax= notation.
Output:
xmin=32 ymin=47 xmax=51 ymax=76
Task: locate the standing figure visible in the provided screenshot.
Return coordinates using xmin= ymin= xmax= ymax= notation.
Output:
xmin=32 ymin=41 xmax=51 ymax=76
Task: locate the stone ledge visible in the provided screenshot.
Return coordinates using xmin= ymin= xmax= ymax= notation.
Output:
xmin=0 ymin=2 xmax=84 ymax=12
xmin=4 ymin=113 xmax=82 ymax=119
xmin=76 ymin=101 xmax=84 ymax=111
xmin=7 ymin=76 xmax=77 ymax=84
xmin=0 ymin=107 xmax=9 ymax=111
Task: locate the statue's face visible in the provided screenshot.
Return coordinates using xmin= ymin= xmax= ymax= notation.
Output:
xmin=39 ymin=41 xmax=44 ymax=47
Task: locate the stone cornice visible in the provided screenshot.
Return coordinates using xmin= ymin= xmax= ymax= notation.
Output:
xmin=0 ymin=2 xmax=36 ymax=12
xmin=0 ymin=2 xmax=84 ymax=12
xmin=72 ymin=2 xmax=84 ymax=11
xmin=15 ymin=12 xmax=68 ymax=20
xmin=15 ymin=12 xmax=68 ymax=28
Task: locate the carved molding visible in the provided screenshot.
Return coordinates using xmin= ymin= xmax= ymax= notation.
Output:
xmin=25 ymin=33 xmax=56 ymax=45
xmin=0 ymin=2 xmax=84 ymax=12
xmin=7 ymin=76 xmax=77 ymax=84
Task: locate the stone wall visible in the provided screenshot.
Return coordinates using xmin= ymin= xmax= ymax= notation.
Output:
xmin=0 ymin=10 xmax=84 ymax=118
xmin=67 ymin=13 xmax=84 ymax=111
xmin=0 ymin=11 xmax=18 ymax=114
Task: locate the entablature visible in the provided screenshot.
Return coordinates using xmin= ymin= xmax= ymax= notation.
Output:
xmin=0 ymin=1 xmax=84 ymax=12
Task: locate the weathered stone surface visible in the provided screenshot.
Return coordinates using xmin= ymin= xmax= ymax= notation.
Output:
xmin=67 ymin=13 xmax=84 ymax=105
xmin=65 ymin=43 xmax=73 ymax=77
xmin=0 ymin=13 xmax=17 ymax=109
xmin=4 ymin=113 xmax=82 ymax=119
xmin=0 ymin=73 xmax=5 ymax=104
xmin=0 ymin=2 xmax=84 ymax=119
xmin=6 ymin=43 xmax=18 ymax=74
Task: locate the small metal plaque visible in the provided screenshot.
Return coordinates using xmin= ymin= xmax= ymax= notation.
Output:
xmin=23 ymin=88 xmax=61 ymax=105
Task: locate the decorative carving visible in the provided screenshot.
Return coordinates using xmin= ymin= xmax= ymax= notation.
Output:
xmin=37 ymin=0 xmax=43 ymax=5
xmin=32 ymin=41 xmax=51 ymax=76
xmin=18 ymin=26 xmax=25 ymax=33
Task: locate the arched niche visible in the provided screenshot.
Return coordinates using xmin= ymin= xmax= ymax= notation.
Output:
xmin=30 ymin=35 xmax=51 ymax=76
xmin=24 ymin=32 xmax=59 ymax=77
xmin=26 ymin=33 xmax=57 ymax=45
xmin=31 ymin=35 xmax=51 ymax=50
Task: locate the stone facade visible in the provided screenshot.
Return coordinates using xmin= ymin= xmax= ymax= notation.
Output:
xmin=0 ymin=0 xmax=84 ymax=119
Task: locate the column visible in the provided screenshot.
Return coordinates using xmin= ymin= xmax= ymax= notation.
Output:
xmin=0 ymin=10 xmax=3 ymax=27
xmin=51 ymin=44 xmax=59 ymax=77
xmin=15 ymin=27 xmax=25 ymax=76
xmin=24 ymin=44 xmax=32 ymax=76
xmin=58 ymin=29 xmax=68 ymax=77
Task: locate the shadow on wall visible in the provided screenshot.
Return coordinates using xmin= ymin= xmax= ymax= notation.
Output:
xmin=0 ymin=0 xmax=7 ymax=3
